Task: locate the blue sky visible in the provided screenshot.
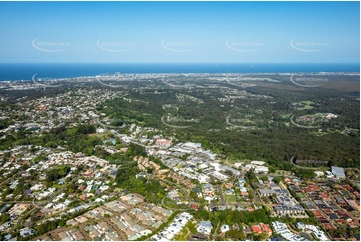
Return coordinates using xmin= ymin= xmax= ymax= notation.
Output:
xmin=0 ymin=1 xmax=359 ymax=63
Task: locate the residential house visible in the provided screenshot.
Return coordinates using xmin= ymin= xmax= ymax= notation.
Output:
xmin=197 ymin=221 xmax=213 ymax=235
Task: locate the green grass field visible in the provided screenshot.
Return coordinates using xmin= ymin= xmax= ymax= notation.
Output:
xmin=225 ymin=194 xmax=237 ymax=203
xmin=52 ymin=184 xmax=64 ymax=189
xmin=292 ymin=100 xmax=315 ymax=110
xmin=297 ymin=193 xmax=306 ymax=198
xmin=281 ymin=114 xmax=291 ymax=119
xmin=301 ymin=100 xmax=314 ymax=106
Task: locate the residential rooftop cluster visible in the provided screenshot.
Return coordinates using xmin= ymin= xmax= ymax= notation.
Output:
xmin=151 ymin=212 xmax=193 ymax=241
xmin=0 ymin=80 xmax=359 ymax=241
xmin=285 ymin=179 xmax=360 ymax=236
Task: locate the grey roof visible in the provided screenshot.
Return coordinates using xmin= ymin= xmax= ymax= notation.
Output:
xmin=331 ymin=166 xmax=346 ymax=178
xmin=238 ymin=178 xmax=246 ymax=182
xmin=199 ymin=221 xmax=212 ymax=228
xmin=259 ymin=189 xmax=277 ymax=195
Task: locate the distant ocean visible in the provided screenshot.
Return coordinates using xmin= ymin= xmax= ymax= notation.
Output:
xmin=0 ymin=63 xmax=359 ymax=81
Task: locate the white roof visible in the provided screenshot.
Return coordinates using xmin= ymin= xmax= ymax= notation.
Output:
xmin=221 ymin=224 xmax=230 ymax=233
xmin=331 ymin=166 xmax=346 ymax=178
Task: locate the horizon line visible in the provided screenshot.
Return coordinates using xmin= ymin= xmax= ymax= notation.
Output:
xmin=0 ymin=62 xmax=360 ymax=65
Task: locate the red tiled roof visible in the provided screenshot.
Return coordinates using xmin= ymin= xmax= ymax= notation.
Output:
xmin=323 ymin=223 xmax=335 ymax=230
xmin=190 ymin=204 xmax=199 ymax=210
xmin=251 ymin=225 xmax=262 ymax=234
xmin=312 ymin=210 xmax=322 ymax=217
xmin=259 ymin=223 xmax=272 ymax=234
